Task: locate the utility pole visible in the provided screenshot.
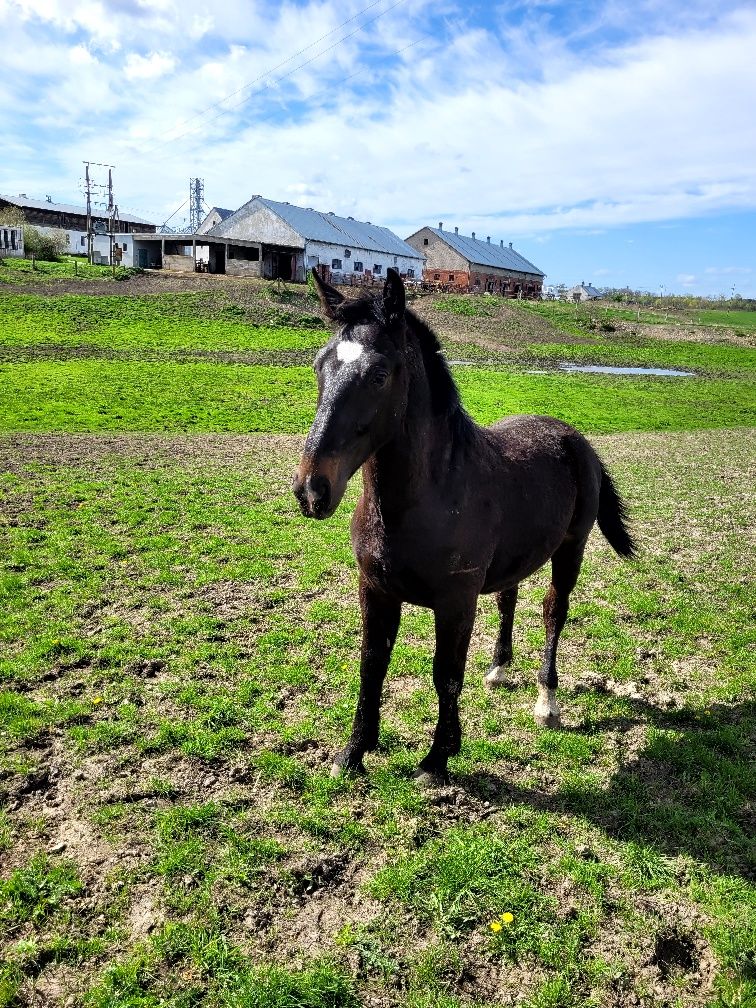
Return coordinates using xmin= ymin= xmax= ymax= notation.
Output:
xmin=84 ymin=163 xmax=92 ymax=264
xmin=82 ymin=160 xmax=114 ymax=265
xmin=189 ymin=178 xmax=205 ymax=233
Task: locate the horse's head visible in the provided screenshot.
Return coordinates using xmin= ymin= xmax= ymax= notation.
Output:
xmin=293 ymin=268 xmax=409 ymax=519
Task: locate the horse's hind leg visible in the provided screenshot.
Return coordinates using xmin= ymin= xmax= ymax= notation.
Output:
xmin=485 ymin=586 xmax=518 ymax=687
xmin=535 ymin=538 xmax=586 ymax=728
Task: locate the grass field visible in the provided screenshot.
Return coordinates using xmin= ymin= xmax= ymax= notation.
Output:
xmin=0 ymin=280 xmax=754 ymax=1008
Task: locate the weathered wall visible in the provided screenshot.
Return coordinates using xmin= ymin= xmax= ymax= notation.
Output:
xmin=212 ymin=201 xmax=304 ymax=249
xmin=304 ymin=240 xmax=422 ymax=282
xmin=405 ymin=228 xmax=467 ymax=271
xmin=163 ymin=254 xmax=194 ymax=272
xmin=0 ymin=226 xmax=23 ymax=258
xmin=227 ymin=259 xmax=262 ymax=278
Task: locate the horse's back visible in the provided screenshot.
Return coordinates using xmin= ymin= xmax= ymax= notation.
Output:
xmin=479 ymin=414 xmax=604 ymax=583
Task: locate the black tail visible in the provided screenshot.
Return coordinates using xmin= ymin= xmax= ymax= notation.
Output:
xmin=597 ymin=463 xmax=636 ymax=558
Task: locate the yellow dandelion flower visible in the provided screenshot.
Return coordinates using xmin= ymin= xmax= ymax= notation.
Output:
xmin=92 ymin=697 xmax=103 ymax=704
xmin=489 ymin=920 xmax=503 ymax=932
xmin=500 ymin=912 xmax=514 ymax=924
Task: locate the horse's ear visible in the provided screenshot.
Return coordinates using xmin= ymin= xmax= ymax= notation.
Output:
xmin=311 ymin=267 xmax=345 ymax=320
xmin=383 ymin=268 xmax=405 ymax=328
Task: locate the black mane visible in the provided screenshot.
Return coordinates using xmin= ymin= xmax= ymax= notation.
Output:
xmin=405 ymin=307 xmax=466 ymax=420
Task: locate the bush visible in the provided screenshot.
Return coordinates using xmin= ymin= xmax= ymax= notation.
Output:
xmin=23 ymin=226 xmax=67 ymax=261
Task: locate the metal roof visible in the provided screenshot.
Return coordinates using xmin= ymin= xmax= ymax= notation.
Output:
xmin=567 ymin=283 xmax=602 ymax=297
xmin=206 ymin=207 xmax=233 ymax=220
xmin=428 ymin=228 xmax=544 ymax=276
xmin=210 ymin=197 xmax=424 ymax=260
xmin=0 ymin=193 xmax=154 ymax=226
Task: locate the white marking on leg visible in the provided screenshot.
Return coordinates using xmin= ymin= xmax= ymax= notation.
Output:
xmin=484 ymin=665 xmax=509 ymax=688
xmin=534 ymin=684 xmax=561 ymax=724
xmin=336 ymin=341 xmax=363 ymax=363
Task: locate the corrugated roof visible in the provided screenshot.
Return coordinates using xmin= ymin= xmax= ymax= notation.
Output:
xmin=0 ymin=193 xmax=154 ymax=226
xmin=210 ymin=197 xmax=423 ymax=260
xmin=429 ymin=228 xmax=544 ymax=276
xmin=567 ymin=283 xmax=602 ymax=297
xmin=208 ymin=207 xmax=233 ymax=220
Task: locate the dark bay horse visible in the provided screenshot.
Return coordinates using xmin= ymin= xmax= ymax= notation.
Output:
xmin=293 ymin=268 xmax=635 ymax=784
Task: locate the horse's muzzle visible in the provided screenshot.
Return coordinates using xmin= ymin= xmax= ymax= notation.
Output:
xmin=292 ymin=471 xmax=333 ymax=519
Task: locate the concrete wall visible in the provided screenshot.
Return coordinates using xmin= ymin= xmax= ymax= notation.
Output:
xmin=405 ymin=228 xmax=467 ymax=272
xmin=226 ymin=242 xmax=262 ymax=278
xmin=163 ymin=254 xmax=194 ymax=272
xmin=0 ymin=226 xmax=23 ymax=258
xmin=227 ymin=258 xmax=262 ymax=278
xmin=212 ymin=201 xmax=304 ymax=249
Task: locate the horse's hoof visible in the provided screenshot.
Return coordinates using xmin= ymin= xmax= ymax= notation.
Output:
xmin=485 ymin=665 xmax=510 ymax=688
xmin=532 ymin=713 xmax=564 ymax=729
xmin=413 ymin=768 xmax=449 ymax=789
xmin=331 ymin=759 xmax=366 ymax=778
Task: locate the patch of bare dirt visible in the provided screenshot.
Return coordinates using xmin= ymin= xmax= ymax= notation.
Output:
xmin=0 ymin=431 xmax=304 ymax=471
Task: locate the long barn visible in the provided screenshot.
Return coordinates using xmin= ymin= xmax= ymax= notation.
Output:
xmin=405 ymin=224 xmax=545 ymax=297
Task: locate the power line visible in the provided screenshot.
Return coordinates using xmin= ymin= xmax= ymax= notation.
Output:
xmin=149 ymin=33 xmax=429 ymax=168
xmin=140 ymin=0 xmax=408 ymax=157
xmin=141 ymin=0 xmax=392 ymax=155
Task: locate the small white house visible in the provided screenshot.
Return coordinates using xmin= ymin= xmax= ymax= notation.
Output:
xmin=565 ymin=282 xmax=602 ymax=302
xmin=0 ymin=226 xmax=23 ymax=259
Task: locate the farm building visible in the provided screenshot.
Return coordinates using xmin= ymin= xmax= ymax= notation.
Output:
xmin=0 ymin=193 xmax=156 ymax=257
xmin=404 ymin=224 xmax=545 ymax=297
xmin=0 ymin=226 xmax=23 ymax=259
xmin=196 ymin=207 xmax=233 ymax=234
xmin=125 ymin=196 xmax=425 ymax=281
xmin=565 ymin=282 xmax=602 ymax=302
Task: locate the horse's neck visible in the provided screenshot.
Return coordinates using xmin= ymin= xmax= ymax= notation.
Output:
xmin=363 ymin=348 xmax=466 ymax=517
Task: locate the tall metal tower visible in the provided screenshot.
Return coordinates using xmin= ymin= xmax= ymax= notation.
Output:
xmin=189 ymin=178 xmax=205 ymax=232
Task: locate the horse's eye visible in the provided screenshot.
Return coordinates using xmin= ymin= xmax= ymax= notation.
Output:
xmin=370 ymin=369 xmax=389 ymax=387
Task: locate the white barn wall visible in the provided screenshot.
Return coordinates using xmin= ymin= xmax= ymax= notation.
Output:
xmin=304 ymin=240 xmax=422 ymax=280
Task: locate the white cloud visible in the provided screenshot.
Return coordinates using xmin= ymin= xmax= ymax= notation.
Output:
xmin=677 ymin=274 xmax=697 ymax=285
xmin=123 ymin=51 xmax=176 ymax=81
xmin=2 ymin=0 xmax=756 ymax=262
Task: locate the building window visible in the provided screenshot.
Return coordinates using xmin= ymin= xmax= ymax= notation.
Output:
xmin=423 ymin=238 xmax=429 ymax=245
xmin=373 ymin=264 xmax=382 ymax=275
xmin=353 ymin=261 xmax=363 ymax=271
xmin=448 ymin=274 xmax=454 ymax=281
xmin=81 ymin=236 xmax=86 ymax=247
xmin=123 ymin=243 xmax=128 ymax=252
xmin=331 ymin=259 xmax=342 ymax=270
xmin=344 ymin=249 xmax=351 ymax=258
xmin=407 ymin=269 xmax=415 ymax=278
xmin=433 ymin=273 xmax=440 ymax=280
xmin=393 ymin=256 xmax=398 ymax=265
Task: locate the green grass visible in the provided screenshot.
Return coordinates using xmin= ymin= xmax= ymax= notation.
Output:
xmin=695 ymin=308 xmax=756 ymax=330
xmin=0 ymin=292 xmax=327 ymax=352
xmin=0 ymin=256 xmax=127 ymax=283
xmin=0 ymin=359 xmax=753 ymax=433
xmin=0 ymin=281 xmax=753 ymax=1006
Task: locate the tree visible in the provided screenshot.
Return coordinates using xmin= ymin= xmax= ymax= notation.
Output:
xmin=22 ymin=225 xmax=67 ymax=260
xmin=0 ymin=205 xmax=25 ymax=228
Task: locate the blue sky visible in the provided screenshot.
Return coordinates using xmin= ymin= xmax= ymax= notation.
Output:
xmin=1 ymin=0 xmax=755 ymax=295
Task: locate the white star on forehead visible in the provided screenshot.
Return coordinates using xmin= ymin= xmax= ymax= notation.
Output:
xmin=336 ymin=341 xmax=364 ymax=364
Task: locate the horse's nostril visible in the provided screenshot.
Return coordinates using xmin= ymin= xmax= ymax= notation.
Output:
xmin=306 ymin=474 xmax=332 ymax=515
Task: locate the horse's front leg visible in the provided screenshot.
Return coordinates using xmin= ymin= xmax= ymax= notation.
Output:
xmin=416 ymin=597 xmax=477 ymax=785
xmin=332 ymin=576 xmax=401 ymax=777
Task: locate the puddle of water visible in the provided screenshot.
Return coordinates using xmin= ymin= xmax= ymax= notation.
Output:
xmin=559 ymin=363 xmax=694 ymax=377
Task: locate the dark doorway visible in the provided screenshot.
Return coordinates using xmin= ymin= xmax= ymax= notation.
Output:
xmin=209 ymin=244 xmax=226 ymax=274
xmin=272 ymin=251 xmax=293 ymax=281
